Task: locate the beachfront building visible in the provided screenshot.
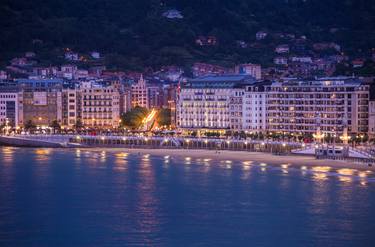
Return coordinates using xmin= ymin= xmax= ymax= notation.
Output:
xmin=62 ymin=88 xmax=81 ymax=128
xmin=81 ymin=82 xmax=121 ymax=128
xmin=16 ymin=79 xmax=63 ymax=128
xmin=265 ymin=77 xmax=369 ymax=135
xmin=229 ymin=89 xmax=244 ymax=130
xmin=0 ymin=89 xmax=21 ymax=128
xmin=369 ymin=100 xmax=375 ymax=138
xmin=177 ymin=75 xmax=256 ymax=133
xmin=242 ymin=83 xmax=268 ymax=132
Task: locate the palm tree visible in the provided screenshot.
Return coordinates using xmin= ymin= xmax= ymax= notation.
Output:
xmin=49 ymin=120 xmax=61 ymax=134
xmin=73 ymin=119 xmax=84 ymax=132
xmin=24 ymin=120 xmax=36 ymax=133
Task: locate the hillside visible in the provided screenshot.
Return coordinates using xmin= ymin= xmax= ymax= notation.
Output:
xmin=0 ymin=0 xmax=375 ymax=71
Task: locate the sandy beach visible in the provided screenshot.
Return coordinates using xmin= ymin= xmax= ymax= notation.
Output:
xmin=84 ymin=148 xmax=375 ymax=172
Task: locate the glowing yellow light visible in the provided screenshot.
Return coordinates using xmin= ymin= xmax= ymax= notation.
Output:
xmin=281 ymin=164 xmax=289 ymax=169
xmin=312 ymin=166 xmax=331 ymax=173
xmin=337 ymin=168 xmax=355 ymax=176
xmin=358 ymin=172 xmax=367 ymax=178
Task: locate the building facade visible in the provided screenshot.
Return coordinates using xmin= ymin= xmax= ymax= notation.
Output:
xmin=242 ymin=84 xmax=267 ymax=132
xmin=16 ymin=79 xmax=63 ymax=127
xmin=369 ymin=100 xmax=375 ymax=138
xmin=177 ymin=75 xmax=256 ymax=131
xmin=234 ymin=64 xmax=262 ymax=80
xmin=266 ymin=77 xmax=369 ymax=135
xmin=177 ymin=76 xmax=370 ymax=136
xmin=81 ymin=85 xmax=120 ymax=128
xmin=0 ymin=90 xmax=20 ymax=127
xmin=62 ymin=88 xmax=81 ymax=128
xmin=131 ymin=75 xmax=148 ymax=108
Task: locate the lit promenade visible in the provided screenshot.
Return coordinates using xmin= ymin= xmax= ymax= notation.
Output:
xmin=1 ymin=134 xmax=374 ymax=163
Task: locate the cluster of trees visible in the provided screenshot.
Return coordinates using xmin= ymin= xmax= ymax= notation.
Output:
xmin=120 ymin=106 xmax=149 ymax=129
xmin=120 ymin=107 xmax=173 ymax=130
xmin=334 ymin=60 xmax=375 ymax=77
xmin=156 ymin=108 xmax=171 ymax=127
xmin=1 ymin=0 xmax=374 ymax=70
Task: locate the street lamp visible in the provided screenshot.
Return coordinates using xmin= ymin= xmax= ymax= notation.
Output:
xmin=5 ymin=118 xmax=10 ymax=135
xmin=185 ymin=139 xmax=190 ymax=149
xmin=339 ymin=132 xmax=351 ymax=145
xmin=313 ymin=130 xmax=324 ymax=144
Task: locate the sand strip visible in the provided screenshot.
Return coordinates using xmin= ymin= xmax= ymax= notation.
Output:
xmin=83 ymin=148 xmax=375 ymax=172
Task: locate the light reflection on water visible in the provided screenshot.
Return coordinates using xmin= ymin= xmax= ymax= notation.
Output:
xmin=34 ymin=148 xmax=52 ymax=163
xmin=0 ymin=148 xmax=374 ymax=246
xmin=1 ymin=147 xmax=16 ymax=164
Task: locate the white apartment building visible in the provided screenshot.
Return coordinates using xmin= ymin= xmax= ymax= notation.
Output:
xmin=177 ymin=75 xmax=256 ymax=131
xmin=177 ymin=76 xmax=370 ymax=136
xmin=0 ymin=90 xmax=20 ymax=127
xmin=81 ymin=84 xmax=120 ymax=128
xmin=229 ymin=89 xmax=244 ymax=130
xmin=242 ymin=84 xmax=267 ymax=132
xmin=266 ymin=77 xmax=369 ymax=135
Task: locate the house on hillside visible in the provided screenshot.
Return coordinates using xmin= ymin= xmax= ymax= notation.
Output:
xmin=256 ymin=31 xmax=268 ymax=40
xmin=236 ymin=40 xmax=248 ymax=48
xmin=11 ymin=57 xmax=28 ymax=66
xmin=192 ymin=63 xmax=230 ymax=77
xmin=0 ymin=70 xmax=8 ymax=80
xmin=64 ymin=52 xmax=79 ymax=61
xmin=274 ymin=57 xmax=288 ymax=65
xmin=313 ymin=42 xmax=341 ymax=52
xmin=195 ymin=36 xmax=217 ymax=46
xmin=234 ymin=63 xmax=261 ymax=80
xmin=275 ymin=44 xmax=290 ymax=54
xmin=162 ymin=9 xmax=183 ymax=19
xmin=352 ymin=59 xmax=365 ymax=68
xmin=290 ymin=56 xmax=313 ymax=63
xmin=90 ymin=51 xmax=100 ymax=59
xmin=25 ymin=52 xmax=36 ymax=58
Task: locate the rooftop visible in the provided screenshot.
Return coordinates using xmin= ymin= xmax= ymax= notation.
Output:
xmin=184 ymin=74 xmax=256 ymax=89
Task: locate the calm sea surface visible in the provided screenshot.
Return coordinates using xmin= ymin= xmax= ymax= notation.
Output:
xmin=0 ymin=147 xmax=374 ymax=247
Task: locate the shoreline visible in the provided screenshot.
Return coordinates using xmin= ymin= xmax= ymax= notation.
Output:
xmin=82 ymin=148 xmax=375 ymax=172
